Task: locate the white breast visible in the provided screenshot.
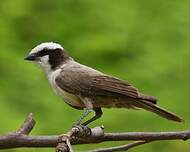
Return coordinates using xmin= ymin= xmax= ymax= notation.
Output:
xmin=47 ymin=68 xmax=83 ymax=107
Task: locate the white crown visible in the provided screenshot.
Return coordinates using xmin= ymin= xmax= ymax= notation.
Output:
xmin=30 ymin=42 xmax=64 ymax=54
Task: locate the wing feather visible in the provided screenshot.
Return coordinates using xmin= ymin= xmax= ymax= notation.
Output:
xmin=55 ymin=71 xmax=139 ymax=99
xmin=92 ymin=75 xmax=139 ymax=98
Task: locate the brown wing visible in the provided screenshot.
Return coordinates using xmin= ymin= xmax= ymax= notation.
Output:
xmin=55 ymin=70 xmax=93 ymax=96
xmin=91 ymin=75 xmax=139 ymax=98
xmin=55 ymin=69 xmax=184 ymax=122
xmin=55 ymin=69 xmax=156 ymax=101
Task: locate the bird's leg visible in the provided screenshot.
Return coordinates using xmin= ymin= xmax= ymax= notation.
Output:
xmin=82 ymin=108 xmax=103 ymax=126
xmin=75 ymin=109 xmax=93 ymax=125
xmin=74 ymin=97 xmax=103 ymax=126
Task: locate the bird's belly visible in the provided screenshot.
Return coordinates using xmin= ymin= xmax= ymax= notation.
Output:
xmin=61 ymin=91 xmax=85 ymax=108
xmin=55 ymin=86 xmax=84 ymax=108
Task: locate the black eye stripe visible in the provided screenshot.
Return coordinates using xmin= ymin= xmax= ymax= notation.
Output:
xmin=37 ymin=48 xmax=63 ymax=57
xmin=37 ymin=49 xmax=50 ymax=57
xmin=33 ymin=48 xmax=69 ymax=70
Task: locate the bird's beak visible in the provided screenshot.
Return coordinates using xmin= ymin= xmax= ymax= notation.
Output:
xmin=24 ymin=53 xmax=36 ymax=61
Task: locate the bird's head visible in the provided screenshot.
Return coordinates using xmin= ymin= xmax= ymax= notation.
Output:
xmin=25 ymin=42 xmax=71 ymax=72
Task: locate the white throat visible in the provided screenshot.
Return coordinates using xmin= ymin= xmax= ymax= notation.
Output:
xmin=37 ymin=55 xmax=52 ymax=74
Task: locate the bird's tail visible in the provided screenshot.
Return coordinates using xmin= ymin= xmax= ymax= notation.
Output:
xmin=135 ymin=100 xmax=184 ymax=122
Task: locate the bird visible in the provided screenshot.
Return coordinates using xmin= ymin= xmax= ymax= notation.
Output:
xmin=25 ymin=42 xmax=184 ymax=125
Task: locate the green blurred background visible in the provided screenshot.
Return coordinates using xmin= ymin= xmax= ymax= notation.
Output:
xmin=0 ymin=0 xmax=190 ymax=151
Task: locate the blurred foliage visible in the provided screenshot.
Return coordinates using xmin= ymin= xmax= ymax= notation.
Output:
xmin=0 ymin=0 xmax=190 ymax=152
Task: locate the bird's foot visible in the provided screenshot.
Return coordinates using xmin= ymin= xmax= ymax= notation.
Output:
xmin=57 ymin=125 xmax=92 ymax=152
xmin=71 ymin=124 xmax=91 ymax=138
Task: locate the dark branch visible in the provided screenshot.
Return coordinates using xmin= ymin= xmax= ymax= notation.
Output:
xmin=91 ymin=141 xmax=150 ymax=152
xmin=17 ymin=113 xmax=36 ymax=135
xmin=0 ymin=113 xmax=189 ymax=152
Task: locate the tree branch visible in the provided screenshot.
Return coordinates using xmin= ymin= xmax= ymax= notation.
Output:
xmin=0 ymin=113 xmax=189 ymax=152
xmin=90 ymin=141 xmax=150 ymax=152
xmin=17 ymin=113 xmax=35 ymax=135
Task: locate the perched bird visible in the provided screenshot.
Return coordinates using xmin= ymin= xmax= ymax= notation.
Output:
xmin=25 ymin=42 xmax=184 ymax=125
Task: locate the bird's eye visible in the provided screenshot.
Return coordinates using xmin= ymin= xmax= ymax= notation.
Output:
xmin=38 ymin=49 xmax=49 ymax=57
